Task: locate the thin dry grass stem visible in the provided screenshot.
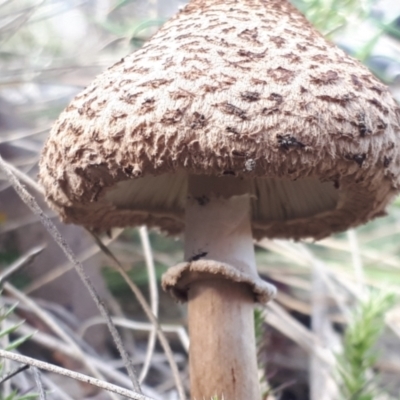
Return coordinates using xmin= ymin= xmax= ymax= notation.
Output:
xmin=386 ymin=308 xmax=400 ymax=343
xmin=91 ymin=233 xmax=187 ymax=400
xmin=0 ymin=158 xmax=44 ymax=194
xmin=358 ymin=217 xmax=400 ymax=244
xmin=298 ymin=241 xmax=400 ymax=344
xmin=32 ymin=0 xmax=92 ymax=26
xmin=8 ymin=138 xmax=42 ymax=152
xmin=0 ymin=128 xmax=48 ymax=144
xmin=0 ymin=349 xmax=154 ymax=400
xmin=104 ymin=277 xmax=138 ymax=359
xmin=0 ymin=364 xmax=29 ymax=385
xmin=0 ymin=1 xmax=43 ymax=44
xmin=263 ymin=237 xmax=400 ymax=397
xmin=332 ymin=270 xmax=377 ymax=299
xmin=0 ymin=153 xmax=142 ymax=394
xmin=32 ymin=366 xmax=46 ymax=400
xmin=258 ymin=239 xmax=309 ymax=267
xmin=0 ymin=156 xmax=37 ymax=171
xmin=0 ymin=245 xmax=45 ymax=284
xmin=276 ymin=291 xmax=312 ymax=315
xmin=154 ymin=376 xmax=178 ymax=394
xmin=3 ymin=281 xmax=121 ymax=400
xmin=8 ymin=305 xmax=167 ymax=400
xmin=7 ymin=320 xmax=162 ymax=398
xmin=266 ymin=301 xmax=336 ymax=366
xmin=347 ymin=229 xmax=366 ymax=297
xmin=296 ymin=244 xmax=352 ymax=321
xmin=317 ymin=237 xmax=400 ymax=270
xmin=0 ymin=298 xmax=12 ymax=397
xmin=268 ymin=272 xmax=311 ymax=291
xmin=24 ymin=232 xmax=123 ymax=294
xmin=309 ymin=260 xmax=338 ymax=400
xmin=139 ymin=226 xmax=159 ymax=383
xmin=0 ymin=214 xmax=52 ymax=235
xmin=117 ymin=241 xmax=180 ymax=268
xmin=261 ymin=239 xmax=352 ymax=320
xmin=38 ymin=370 xmax=75 ymax=400
xmin=79 ymin=317 xmax=189 ymax=353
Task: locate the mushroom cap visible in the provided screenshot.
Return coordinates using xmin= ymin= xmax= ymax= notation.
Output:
xmin=39 ymin=0 xmax=400 ymax=240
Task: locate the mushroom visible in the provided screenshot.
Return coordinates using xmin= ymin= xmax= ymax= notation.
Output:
xmin=39 ymin=0 xmax=400 ymax=399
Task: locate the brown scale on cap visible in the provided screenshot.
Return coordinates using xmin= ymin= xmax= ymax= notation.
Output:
xmin=39 ymin=0 xmax=400 ymax=240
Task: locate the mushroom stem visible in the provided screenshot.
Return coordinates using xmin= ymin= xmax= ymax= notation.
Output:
xmin=188 ymin=280 xmax=259 ymax=400
xmin=184 ymin=175 xmax=260 ymax=400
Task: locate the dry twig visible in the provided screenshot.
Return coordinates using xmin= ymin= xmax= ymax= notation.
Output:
xmin=0 ymin=349 xmax=154 ymax=400
xmin=138 ymin=226 xmax=159 ymax=383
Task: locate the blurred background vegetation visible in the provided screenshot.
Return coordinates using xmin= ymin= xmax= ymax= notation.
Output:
xmin=0 ymin=0 xmax=400 ymax=399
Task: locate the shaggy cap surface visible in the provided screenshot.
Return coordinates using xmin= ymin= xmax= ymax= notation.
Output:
xmin=40 ymin=0 xmax=400 ymax=240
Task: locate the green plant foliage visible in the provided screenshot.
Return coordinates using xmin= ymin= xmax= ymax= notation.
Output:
xmin=2 ymin=392 xmax=37 ymax=400
xmin=356 ymin=16 xmax=400 ymax=65
xmin=292 ymin=0 xmax=371 ymax=35
xmin=0 ymin=300 xmax=36 ymax=400
xmin=336 ymin=290 xmax=397 ymax=400
xmin=254 ymin=307 xmax=265 ymax=346
xmin=254 ymin=308 xmax=276 ymax=399
xmin=126 ymin=229 xmax=183 ymax=254
xmin=0 ymin=251 xmax=32 ymax=290
xmin=102 ymin=261 xmax=167 ymax=290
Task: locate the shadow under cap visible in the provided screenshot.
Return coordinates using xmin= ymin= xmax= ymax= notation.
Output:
xmin=39 ymin=0 xmax=400 ymax=241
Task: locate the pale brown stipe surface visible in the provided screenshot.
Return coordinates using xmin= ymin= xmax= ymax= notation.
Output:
xmin=39 ymin=0 xmax=400 ymax=241
xmin=187 ymin=279 xmax=259 ymax=400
